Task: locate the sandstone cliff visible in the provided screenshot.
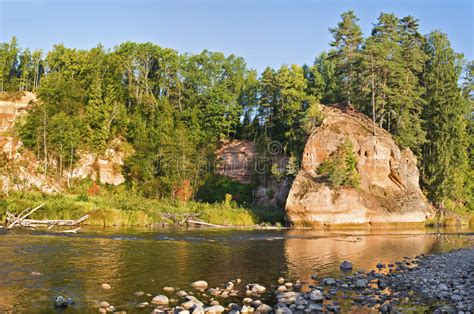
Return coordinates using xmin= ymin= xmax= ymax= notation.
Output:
xmin=215 ymin=140 xmax=290 ymax=208
xmin=0 ymin=92 xmax=127 ymax=192
xmin=285 ymin=104 xmax=433 ymax=227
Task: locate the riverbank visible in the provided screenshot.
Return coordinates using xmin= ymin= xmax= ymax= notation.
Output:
xmin=49 ymin=246 xmax=473 ymax=313
xmin=0 ymin=191 xmax=285 ymax=227
xmin=118 ymin=248 xmax=474 ymax=313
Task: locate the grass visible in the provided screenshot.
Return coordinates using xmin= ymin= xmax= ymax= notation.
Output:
xmin=0 ymin=191 xmax=285 ymax=227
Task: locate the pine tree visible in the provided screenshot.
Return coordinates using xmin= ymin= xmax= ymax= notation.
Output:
xmin=421 ymin=31 xmax=470 ymax=206
xmin=329 ymin=10 xmax=363 ymax=103
xmin=392 ymin=16 xmax=427 ymax=152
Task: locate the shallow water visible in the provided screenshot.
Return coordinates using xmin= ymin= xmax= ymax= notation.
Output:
xmin=0 ymin=226 xmax=473 ymax=312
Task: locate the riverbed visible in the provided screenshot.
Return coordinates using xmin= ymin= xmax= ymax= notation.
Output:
xmin=0 ymin=226 xmax=472 ymax=312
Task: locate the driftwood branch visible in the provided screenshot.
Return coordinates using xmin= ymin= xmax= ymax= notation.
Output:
xmin=162 ymin=212 xmax=224 ymax=228
xmin=185 ymin=220 xmax=224 ymax=228
xmin=7 ymin=203 xmax=46 ymax=229
xmin=5 ymin=203 xmax=89 ymax=230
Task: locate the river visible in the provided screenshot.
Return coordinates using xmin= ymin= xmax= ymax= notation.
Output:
xmin=0 ymin=226 xmax=472 ymax=312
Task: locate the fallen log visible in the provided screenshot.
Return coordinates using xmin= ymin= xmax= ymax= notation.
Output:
xmin=7 ymin=203 xmax=46 ymax=229
xmin=185 ymin=219 xmax=225 ymax=228
xmin=19 ymin=214 xmax=90 ymax=227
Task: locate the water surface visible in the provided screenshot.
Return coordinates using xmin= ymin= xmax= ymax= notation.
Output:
xmin=0 ymin=226 xmax=472 ymax=312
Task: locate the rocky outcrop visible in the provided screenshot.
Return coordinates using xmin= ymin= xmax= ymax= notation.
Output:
xmin=286 ymin=104 xmax=433 ymax=227
xmin=215 ymin=140 xmax=291 ymax=208
xmin=70 ymin=140 xmax=130 ymax=186
xmin=0 ymin=92 xmax=128 ymax=192
xmin=0 ymin=92 xmax=59 ymax=193
xmin=215 ymin=140 xmax=257 ymax=184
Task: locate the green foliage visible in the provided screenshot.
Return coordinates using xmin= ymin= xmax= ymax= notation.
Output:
xmin=196 ymin=174 xmax=254 ymax=205
xmin=0 ymin=191 xmax=270 ymax=227
xmin=303 ymin=102 xmax=325 ymax=134
xmin=420 ymin=31 xmax=470 ymax=207
xmin=318 ymin=139 xmax=360 ymax=189
xmin=270 ymin=163 xmax=285 ymax=181
xmin=329 ymin=10 xmax=363 ymax=102
xmin=285 ymin=154 xmax=300 ymax=177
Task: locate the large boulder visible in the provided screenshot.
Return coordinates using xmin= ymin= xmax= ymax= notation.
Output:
xmin=285 ymin=104 xmax=433 ymax=227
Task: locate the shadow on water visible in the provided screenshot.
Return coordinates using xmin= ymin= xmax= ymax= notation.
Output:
xmin=0 ymin=226 xmax=472 ymax=311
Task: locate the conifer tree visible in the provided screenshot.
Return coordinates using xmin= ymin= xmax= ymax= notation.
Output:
xmin=329 ymin=10 xmax=363 ymax=103
xmin=421 ymin=31 xmax=470 ymax=206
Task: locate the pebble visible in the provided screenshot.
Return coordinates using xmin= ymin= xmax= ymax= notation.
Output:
xmin=151 ymin=295 xmax=169 ymax=305
xmin=191 ymin=280 xmax=208 ymax=290
xmin=205 ymin=304 xmax=225 ymax=313
xmin=163 ymin=286 xmax=175 ymax=293
xmin=340 ymin=260 xmax=353 ymax=271
xmin=99 ymin=301 xmax=110 ymax=308
xmin=255 ymin=303 xmax=273 ymax=313
xmin=136 ymin=301 xmax=149 ymax=308
xmin=101 ymin=283 xmax=112 ymax=290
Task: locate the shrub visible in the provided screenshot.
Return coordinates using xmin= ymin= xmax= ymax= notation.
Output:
xmin=318 ymin=139 xmax=360 ymax=189
xmin=196 ymin=174 xmax=254 ymax=205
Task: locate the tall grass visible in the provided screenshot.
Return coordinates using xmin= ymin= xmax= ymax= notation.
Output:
xmin=0 ymin=191 xmax=284 ymax=227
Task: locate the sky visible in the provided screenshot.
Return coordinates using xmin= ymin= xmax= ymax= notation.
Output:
xmin=1 ymin=0 xmax=473 ymax=72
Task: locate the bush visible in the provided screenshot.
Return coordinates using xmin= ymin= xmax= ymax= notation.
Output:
xmin=196 ymin=174 xmax=254 ymax=205
xmin=318 ymin=139 xmax=360 ymax=189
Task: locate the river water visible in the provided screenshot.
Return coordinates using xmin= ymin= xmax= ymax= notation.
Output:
xmin=0 ymin=226 xmax=473 ymax=313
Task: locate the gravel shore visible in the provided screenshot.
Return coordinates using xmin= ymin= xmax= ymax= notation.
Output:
xmin=56 ymin=247 xmax=474 ymax=313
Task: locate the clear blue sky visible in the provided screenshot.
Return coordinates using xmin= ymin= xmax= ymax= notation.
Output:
xmin=1 ymin=0 xmax=472 ymax=72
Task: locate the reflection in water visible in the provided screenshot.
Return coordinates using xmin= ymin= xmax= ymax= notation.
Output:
xmin=0 ymin=227 xmax=472 ymax=311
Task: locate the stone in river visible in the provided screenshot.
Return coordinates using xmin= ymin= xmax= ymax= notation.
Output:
xmin=277 ymin=285 xmax=287 ymax=292
xmin=191 ymin=280 xmax=208 ymax=290
xmin=136 ymin=301 xmax=149 ymax=308
xmin=176 ymin=290 xmax=188 ymax=297
xmin=242 ymin=298 xmax=253 ymax=305
xmin=355 ymin=279 xmax=368 ymax=289
xmin=99 ymin=301 xmax=110 ymax=308
xmin=275 ymin=307 xmax=292 ymax=314
xmin=192 ymin=306 xmax=205 ymax=314
xmin=277 ymin=277 xmax=285 ymax=284
xmin=134 ymin=291 xmax=145 ymax=296
xmin=249 ymin=284 xmax=266 ymax=294
xmin=205 ymin=304 xmax=225 ymax=313
xmin=340 ymin=260 xmax=353 ymax=271
xmin=323 ymin=278 xmax=336 ymax=286
xmin=101 ymin=283 xmax=112 ymax=290
xmin=163 ymin=286 xmax=175 ymax=293
xmin=241 ymin=305 xmax=255 ymax=313
xmin=54 ymin=296 xmax=69 ymax=308
xmin=151 ymin=295 xmax=169 ymax=305
xmin=255 ymin=304 xmax=273 ymax=313
xmin=309 ymin=290 xmax=323 ymax=302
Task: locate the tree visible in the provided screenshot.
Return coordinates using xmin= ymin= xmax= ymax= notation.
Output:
xmin=329 ymin=10 xmax=363 ymax=103
xmin=421 ymin=31 xmax=470 ymax=206
xmin=18 ymin=48 xmax=32 ymax=91
xmin=0 ymin=37 xmax=19 ymax=91
xmin=306 ymin=51 xmax=338 ymax=104
xmin=273 ymin=64 xmax=311 ymax=154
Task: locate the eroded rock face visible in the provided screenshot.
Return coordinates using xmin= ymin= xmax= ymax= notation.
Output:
xmin=286 ymin=104 xmax=433 ymax=227
xmin=215 ymin=140 xmax=290 ymax=208
xmin=215 ymin=140 xmax=257 ymax=184
xmin=0 ymin=91 xmax=127 ymax=191
xmin=70 ymin=140 xmax=129 ymax=186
